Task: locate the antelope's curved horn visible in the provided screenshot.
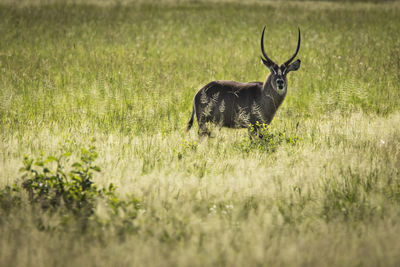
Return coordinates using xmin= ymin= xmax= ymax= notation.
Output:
xmin=283 ymin=28 xmax=301 ymax=66
xmin=260 ymin=26 xmax=276 ymax=66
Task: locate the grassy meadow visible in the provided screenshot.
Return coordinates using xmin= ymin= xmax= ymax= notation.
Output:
xmin=1 ymin=0 xmax=400 ymax=266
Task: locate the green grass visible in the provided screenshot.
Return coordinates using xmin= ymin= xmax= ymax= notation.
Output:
xmin=1 ymin=0 xmax=400 ymax=266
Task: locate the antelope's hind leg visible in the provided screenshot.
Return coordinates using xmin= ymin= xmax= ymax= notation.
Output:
xmin=197 ymin=119 xmax=211 ymax=137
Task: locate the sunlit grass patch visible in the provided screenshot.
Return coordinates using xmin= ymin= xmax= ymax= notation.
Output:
xmin=0 ymin=1 xmax=400 ymax=266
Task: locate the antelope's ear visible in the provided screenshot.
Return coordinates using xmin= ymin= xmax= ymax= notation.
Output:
xmin=286 ymin=59 xmax=301 ymax=73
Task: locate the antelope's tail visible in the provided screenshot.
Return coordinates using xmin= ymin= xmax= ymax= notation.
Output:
xmin=186 ymin=102 xmax=196 ymax=132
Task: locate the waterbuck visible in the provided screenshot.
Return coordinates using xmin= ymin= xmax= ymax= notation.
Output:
xmin=186 ymin=26 xmax=301 ymax=136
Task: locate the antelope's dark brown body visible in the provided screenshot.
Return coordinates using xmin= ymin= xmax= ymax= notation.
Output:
xmin=187 ymin=26 xmax=301 ymax=135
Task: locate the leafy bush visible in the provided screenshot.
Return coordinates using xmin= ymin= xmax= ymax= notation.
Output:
xmin=235 ymin=122 xmax=300 ymax=153
xmin=19 ymin=146 xmax=104 ymax=215
xmin=0 ymin=144 xmax=140 ymax=232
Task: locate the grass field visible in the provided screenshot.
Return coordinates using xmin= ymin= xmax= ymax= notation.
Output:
xmin=1 ymin=0 xmax=400 ymax=266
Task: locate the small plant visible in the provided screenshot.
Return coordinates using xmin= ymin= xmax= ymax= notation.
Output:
xmin=0 ymin=144 xmax=140 ymax=232
xmin=177 ymin=139 xmax=198 ymax=160
xmin=19 ymin=146 xmax=106 ymax=215
xmin=182 ymin=139 xmax=198 ymax=151
xmin=235 ymin=122 xmax=299 ymax=153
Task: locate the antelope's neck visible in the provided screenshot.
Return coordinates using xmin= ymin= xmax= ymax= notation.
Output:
xmin=262 ymin=75 xmax=286 ymax=101
xmin=262 ymin=75 xmax=286 ymax=115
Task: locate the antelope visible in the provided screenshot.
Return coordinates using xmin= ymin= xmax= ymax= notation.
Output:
xmin=186 ymin=26 xmax=301 ymax=136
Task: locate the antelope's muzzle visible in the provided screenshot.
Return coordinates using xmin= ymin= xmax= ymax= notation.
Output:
xmin=277 ymin=79 xmax=284 ymax=90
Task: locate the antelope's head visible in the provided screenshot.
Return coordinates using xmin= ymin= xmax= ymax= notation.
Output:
xmin=260 ymin=26 xmax=301 ymax=95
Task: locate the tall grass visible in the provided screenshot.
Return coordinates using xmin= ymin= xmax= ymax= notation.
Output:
xmin=0 ymin=1 xmax=400 ymax=266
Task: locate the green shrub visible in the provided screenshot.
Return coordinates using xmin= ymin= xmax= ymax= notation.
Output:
xmin=235 ymin=122 xmax=300 ymax=153
xmin=0 ymin=144 xmax=140 ymax=232
xmin=19 ymin=146 xmax=104 ymax=215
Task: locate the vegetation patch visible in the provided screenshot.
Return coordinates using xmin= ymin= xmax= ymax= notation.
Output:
xmin=0 ymin=144 xmax=140 ymax=234
xmin=0 ymin=1 xmax=400 ymax=266
xmin=234 ymin=122 xmax=300 ymax=153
